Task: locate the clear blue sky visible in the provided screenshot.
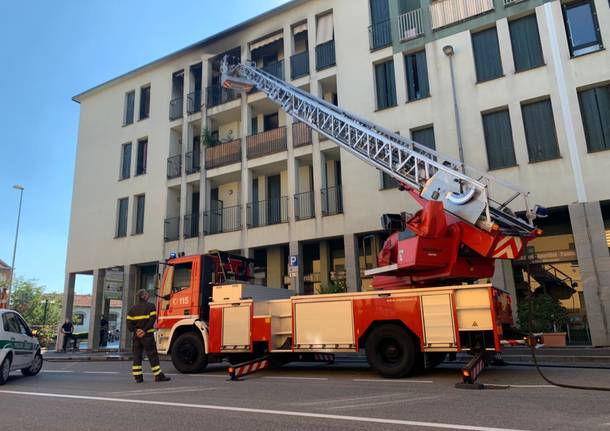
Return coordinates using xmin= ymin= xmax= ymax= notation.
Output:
xmin=0 ymin=0 xmax=288 ymax=294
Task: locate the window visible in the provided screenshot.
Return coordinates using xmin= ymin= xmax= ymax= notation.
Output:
xmin=116 ymin=198 xmax=128 ymax=238
xmin=482 ymin=109 xmax=517 ymax=170
xmin=172 ymin=262 xmax=192 ymax=293
xmin=124 ymin=91 xmax=135 ymax=125
xmin=521 ymin=99 xmax=560 ymax=162
xmin=120 ymin=143 xmax=131 ymax=180
xmin=139 ymin=85 xmax=151 ymax=120
xmin=374 ymin=60 xmax=397 ymax=110
xmin=2 ymin=313 xmax=21 ymax=333
xmin=381 ymin=172 xmax=400 ymax=189
xmin=264 ymin=113 xmax=279 ymax=131
xmin=411 ymin=126 xmax=436 ymax=150
xmin=134 ymin=194 xmax=145 ymax=235
xmin=136 ymin=138 xmax=148 ymax=175
xmin=509 ymin=15 xmax=544 ymax=72
xmin=562 ymin=0 xmax=603 ymax=57
xmin=578 ymin=84 xmax=610 ymax=153
xmin=405 ymin=50 xmax=430 ymax=101
xmin=472 ymin=27 xmax=503 ymax=82
xmin=73 ymin=313 xmax=85 ymax=326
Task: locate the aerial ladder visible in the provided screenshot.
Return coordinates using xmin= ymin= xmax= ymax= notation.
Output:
xmin=221 ymin=56 xmax=542 ymax=291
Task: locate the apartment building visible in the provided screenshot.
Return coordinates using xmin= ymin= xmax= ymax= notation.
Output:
xmin=64 ymin=0 xmax=610 ymax=350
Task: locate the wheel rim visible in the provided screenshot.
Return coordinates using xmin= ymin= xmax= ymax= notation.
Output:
xmin=177 ymin=341 xmax=198 ymax=364
xmin=30 ymin=354 xmax=42 ymax=373
xmin=1 ymin=359 xmax=10 ymax=381
xmin=379 ymin=337 xmax=403 ymax=365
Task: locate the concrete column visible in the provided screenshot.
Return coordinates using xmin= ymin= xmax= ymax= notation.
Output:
xmin=319 ymin=240 xmax=331 ymax=289
xmin=87 ymin=268 xmax=105 ymax=350
xmin=240 ymin=94 xmax=251 ymax=249
xmin=57 ymin=272 xmax=76 ymax=352
xmin=491 ymin=260 xmax=518 ymax=325
xmin=569 ymin=202 xmax=610 ymax=346
xmin=120 ymin=265 xmax=137 ymax=351
xmin=283 ymin=24 xmax=293 ymax=82
xmin=344 ymin=233 xmax=361 ymax=293
xmin=289 ymin=241 xmax=304 ymax=294
xmin=267 ymin=246 xmax=284 ymax=289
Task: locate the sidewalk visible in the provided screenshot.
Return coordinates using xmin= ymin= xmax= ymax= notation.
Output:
xmin=43 ymin=349 xmax=132 ymax=362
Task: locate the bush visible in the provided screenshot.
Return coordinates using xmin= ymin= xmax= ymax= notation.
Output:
xmin=517 ymin=294 xmax=568 ymax=333
xmin=317 ymin=280 xmax=347 ymax=295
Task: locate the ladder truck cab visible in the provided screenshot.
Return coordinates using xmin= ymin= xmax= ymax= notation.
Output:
xmin=155 ymin=57 xmax=543 ymax=378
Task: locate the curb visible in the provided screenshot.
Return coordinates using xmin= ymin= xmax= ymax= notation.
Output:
xmin=43 ymin=354 xmax=172 ymax=362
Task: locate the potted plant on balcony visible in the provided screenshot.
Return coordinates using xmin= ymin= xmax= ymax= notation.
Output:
xmin=201 ymin=127 xmax=218 ymax=148
xmin=517 ymin=293 xmax=568 ymax=347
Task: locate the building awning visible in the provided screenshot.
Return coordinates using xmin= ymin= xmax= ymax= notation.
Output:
xmin=316 ymin=13 xmax=334 ymax=44
xmin=292 ymin=22 xmax=308 ymax=35
xmin=250 ymin=32 xmax=283 ymax=51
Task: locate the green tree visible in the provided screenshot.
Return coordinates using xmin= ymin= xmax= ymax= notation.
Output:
xmin=9 ymin=278 xmax=62 ymax=327
xmin=517 ymin=294 xmax=568 ymax=333
xmin=317 ymin=279 xmax=347 ymax=294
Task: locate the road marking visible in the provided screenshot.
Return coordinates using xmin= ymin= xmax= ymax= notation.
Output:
xmin=325 ymin=396 xmax=441 ymax=411
xmin=352 ymin=378 xmax=433 ymax=384
xmin=294 ymin=393 xmax=404 ymax=406
xmin=264 ymin=376 xmax=329 ymax=381
xmin=483 ymin=384 xmax=555 ymax=389
xmin=83 ymin=371 xmax=120 ymax=375
xmin=0 ymin=389 xmax=530 ymax=431
xmin=187 ymin=374 xmax=226 ymax=378
xmin=108 ymin=387 xmax=221 ymax=396
xmin=40 ymin=370 xmax=74 ymax=373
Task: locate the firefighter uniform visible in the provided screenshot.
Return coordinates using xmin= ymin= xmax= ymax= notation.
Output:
xmin=126 ymin=297 xmax=169 ymax=382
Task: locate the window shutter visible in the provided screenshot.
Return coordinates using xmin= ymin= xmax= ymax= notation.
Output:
xmin=522 ymin=99 xmax=560 ymax=162
xmin=375 ymin=62 xmax=387 ymax=108
xmin=472 ymin=27 xmax=503 ymax=82
xmin=510 ymin=15 xmax=544 ymax=72
xmin=370 ymin=0 xmax=390 ymax=24
xmin=412 ymin=126 xmax=436 ymax=150
xmin=405 ymin=50 xmax=429 ymax=101
xmin=415 ymin=50 xmax=429 ymax=98
xmin=482 ymin=110 xmax=517 ymax=170
xmin=578 ymin=85 xmax=610 ymax=152
xmin=385 ymin=60 xmax=397 ymax=107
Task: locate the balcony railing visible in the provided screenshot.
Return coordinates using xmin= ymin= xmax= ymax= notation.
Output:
xmin=247 ymin=197 xmax=288 ymax=228
xmin=292 ymin=122 xmax=312 ymax=148
xmin=203 ymin=203 xmax=242 ymax=235
xmin=261 ymin=60 xmax=285 ymax=80
xmin=167 ymin=154 xmax=182 ymax=179
xmin=369 ymin=19 xmax=392 ymax=50
xmin=316 ymin=40 xmax=336 ymax=70
xmin=185 ymin=150 xmax=201 ymax=174
xmin=321 ymin=185 xmax=343 ymax=216
xmin=246 ymin=127 xmax=287 ymax=159
xmin=187 ymin=90 xmax=202 ymax=114
xmin=183 ymin=213 xmax=199 ymax=239
xmin=504 ymin=0 xmax=526 ymax=4
xmin=398 ymin=9 xmax=424 ymax=41
xmin=205 ymin=139 xmax=241 ymax=169
xmin=206 ymin=84 xmax=240 ymax=108
xmin=430 ymin=0 xmax=494 ymax=29
xmin=169 ymin=97 xmax=183 ymax=121
xmin=164 ymin=217 xmax=180 ymax=242
xmin=294 ymin=191 xmax=315 ymax=220
xmin=290 ymin=51 xmax=310 ymax=79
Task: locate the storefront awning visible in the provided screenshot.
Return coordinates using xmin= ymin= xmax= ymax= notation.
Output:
xmin=292 ymin=22 xmax=308 ymax=35
xmin=250 ymin=32 xmax=283 ymax=51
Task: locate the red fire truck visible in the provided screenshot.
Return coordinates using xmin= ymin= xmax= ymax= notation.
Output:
xmin=154 ymin=58 xmax=541 ymax=380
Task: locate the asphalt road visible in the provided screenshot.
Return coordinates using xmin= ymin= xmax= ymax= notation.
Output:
xmin=2 ymin=359 xmax=610 ymax=431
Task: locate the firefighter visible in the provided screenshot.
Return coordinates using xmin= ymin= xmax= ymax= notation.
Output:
xmin=127 ymin=289 xmax=170 ymax=383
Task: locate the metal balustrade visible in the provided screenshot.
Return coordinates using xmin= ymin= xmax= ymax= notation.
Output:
xmin=247 ymin=197 xmax=289 ymax=227
xmin=294 ymin=191 xmax=315 ymax=220
xmin=187 ymin=90 xmax=202 ymax=114
xmin=290 ymin=51 xmax=310 ymax=79
xmin=205 ymin=139 xmax=242 ymax=169
xmin=246 ymin=127 xmax=287 ymax=159
xmin=321 ymin=185 xmax=343 ymax=216
xmin=369 ymin=19 xmax=392 ymax=50
xmin=167 ymin=154 xmax=182 ymax=179
xmin=169 ymin=97 xmax=183 ymax=121
xmin=183 ymin=213 xmax=199 ymax=238
xmin=185 ymin=151 xmax=201 ymax=174
xmin=430 ymin=0 xmax=494 ymax=29
xmin=203 ymin=204 xmax=242 ymax=234
xmin=315 ymin=40 xmax=336 ymax=70
xmin=398 ymin=9 xmax=424 ymax=41
xmin=164 ymin=217 xmax=180 ymax=242
xmin=292 ymin=122 xmax=312 ymax=148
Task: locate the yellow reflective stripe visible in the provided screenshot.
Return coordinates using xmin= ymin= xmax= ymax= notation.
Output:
xmin=153 ymin=369 xmax=162 ymax=376
xmin=132 ymin=365 xmax=142 ymax=370
xmin=147 ymin=329 xmax=155 ymax=333
xmin=132 ymin=371 xmax=143 ymax=376
xmin=149 ymin=311 xmax=157 ymax=317
xmin=127 ymin=315 xmax=150 ymax=321
xmin=151 ymin=365 xmax=161 ymax=371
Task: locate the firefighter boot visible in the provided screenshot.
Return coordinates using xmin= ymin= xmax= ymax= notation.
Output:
xmin=134 ymin=375 xmax=144 ymax=383
xmin=155 ymin=373 xmax=171 ymax=382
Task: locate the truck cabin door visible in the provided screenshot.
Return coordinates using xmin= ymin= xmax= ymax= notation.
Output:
xmin=158 ymin=256 xmax=200 ymax=320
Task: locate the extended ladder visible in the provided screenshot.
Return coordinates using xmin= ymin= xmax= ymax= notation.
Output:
xmin=221 ymin=57 xmax=537 ymax=237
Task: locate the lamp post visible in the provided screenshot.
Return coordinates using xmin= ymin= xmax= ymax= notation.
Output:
xmin=443 ymin=45 xmax=465 ymax=172
xmin=7 ymin=185 xmax=24 ymax=307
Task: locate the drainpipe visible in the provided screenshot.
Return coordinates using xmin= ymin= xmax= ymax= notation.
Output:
xmin=443 ymin=45 xmax=465 ymax=172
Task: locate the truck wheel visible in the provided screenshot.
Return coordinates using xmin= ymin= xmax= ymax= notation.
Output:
xmin=365 ymin=324 xmax=418 ymax=378
xmin=21 ymin=352 xmax=43 ymax=376
xmin=426 ymin=353 xmax=446 ymax=369
xmin=0 ymin=355 xmax=11 ymax=385
xmin=171 ymin=332 xmax=208 ymax=373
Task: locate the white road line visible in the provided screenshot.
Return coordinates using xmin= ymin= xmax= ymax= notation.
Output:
xmin=325 ymin=396 xmax=441 ymax=411
xmin=264 ymin=376 xmax=328 ymax=381
xmin=40 ymin=370 xmax=74 ymax=373
xmin=83 ymin=371 xmax=120 ymax=375
xmin=352 ymin=378 xmax=433 ymax=384
xmin=484 ymin=384 xmax=555 ymax=389
xmin=108 ymin=387 xmax=221 ymax=396
xmin=294 ymin=393 xmax=404 ymax=406
xmin=0 ymin=390 xmax=530 ymax=431
xmin=186 ymin=374 xmax=226 ymax=378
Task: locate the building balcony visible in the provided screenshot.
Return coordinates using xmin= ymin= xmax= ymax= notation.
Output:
xmin=187 ymin=90 xmax=202 ymax=114
xmin=203 ymin=204 xmax=242 ymax=235
xmin=206 ymin=84 xmax=240 ymax=109
xmin=205 ymin=139 xmax=241 ymax=169
xmin=315 ymin=40 xmax=336 ymax=71
xmin=169 ymin=97 xmax=183 ymax=121
xmin=167 ymin=154 xmax=182 ymax=179
xmin=261 ymin=60 xmax=285 ymax=80
xmin=294 ymin=191 xmax=315 ymax=220
xmin=183 ymin=213 xmax=199 ymax=239
xmin=369 ymin=19 xmax=392 ymax=50
xmin=290 ymin=51 xmax=310 ymax=79
xmin=398 ymin=9 xmax=424 ymax=41
xmin=185 ymin=150 xmax=201 ymax=174
xmin=292 ymin=122 xmax=312 ymax=148
xmin=246 ymin=127 xmax=287 ymax=159
xmin=321 ymin=185 xmax=343 ymax=216
xmin=430 ymin=0 xmax=494 ymax=29
xmin=247 ymin=197 xmax=288 ymax=228
xmin=164 ymin=217 xmax=180 ymax=242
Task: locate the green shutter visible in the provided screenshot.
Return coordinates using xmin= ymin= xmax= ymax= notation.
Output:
xmin=578 ymin=85 xmax=610 ymax=152
xmin=482 ymin=110 xmax=517 ymax=170
xmin=375 ymin=60 xmax=396 ymax=109
xmin=472 ymin=27 xmax=503 ymax=82
xmin=510 ymin=15 xmax=544 ymax=72
xmin=370 ymin=0 xmax=390 ymax=24
xmin=412 ymin=126 xmax=436 ymax=150
xmin=385 ymin=60 xmax=397 ymax=107
xmin=405 ymin=50 xmax=429 ymax=101
xmin=522 ymin=99 xmax=560 ymax=162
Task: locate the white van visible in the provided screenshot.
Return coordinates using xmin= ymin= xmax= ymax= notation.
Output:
xmin=0 ymin=309 xmax=43 ymax=385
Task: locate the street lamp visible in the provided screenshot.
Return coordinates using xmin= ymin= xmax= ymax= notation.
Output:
xmin=443 ymin=45 xmax=465 ymax=172
xmin=7 ymin=185 xmax=24 ymax=307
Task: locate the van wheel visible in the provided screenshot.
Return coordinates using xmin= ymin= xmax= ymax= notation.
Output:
xmin=0 ymin=355 xmax=11 ymax=385
xmin=22 ymin=352 xmax=43 ymax=376
xmin=365 ymin=324 xmax=418 ymax=378
xmin=171 ymin=332 xmax=208 ymax=373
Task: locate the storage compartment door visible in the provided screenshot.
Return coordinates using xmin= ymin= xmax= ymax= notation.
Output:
xmin=222 ymin=304 xmax=251 ymax=351
xmin=421 ymin=294 xmax=456 ymax=348
xmin=294 ymin=300 xmax=355 ymax=349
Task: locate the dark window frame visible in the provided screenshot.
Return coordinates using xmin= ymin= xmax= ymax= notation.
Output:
xmin=134 ymin=194 xmax=145 ymax=235
xmin=374 ymin=59 xmax=398 ymax=110
xmin=562 ymin=0 xmax=603 ymax=57
xmin=139 ymin=85 xmax=151 ymax=120
xmin=405 ymin=49 xmax=430 ymax=102
xmin=120 ymin=142 xmax=132 ymax=181
xmin=482 ymin=108 xmax=518 ymax=170
xmin=136 ymin=138 xmax=148 ymax=176
xmin=124 ymin=90 xmax=135 ymax=126
xmin=116 ymin=197 xmax=129 ymax=238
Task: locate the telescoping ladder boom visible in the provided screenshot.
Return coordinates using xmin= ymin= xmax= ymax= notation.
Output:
xmin=221 ymin=57 xmax=537 ymax=238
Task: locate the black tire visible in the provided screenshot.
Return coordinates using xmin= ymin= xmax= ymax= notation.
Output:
xmin=0 ymin=355 xmax=11 ymax=385
xmin=171 ymin=332 xmax=208 ymax=373
xmin=365 ymin=324 xmax=419 ymax=378
xmin=426 ymin=353 xmax=446 ymax=369
xmin=21 ymin=351 xmax=43 ymax=376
